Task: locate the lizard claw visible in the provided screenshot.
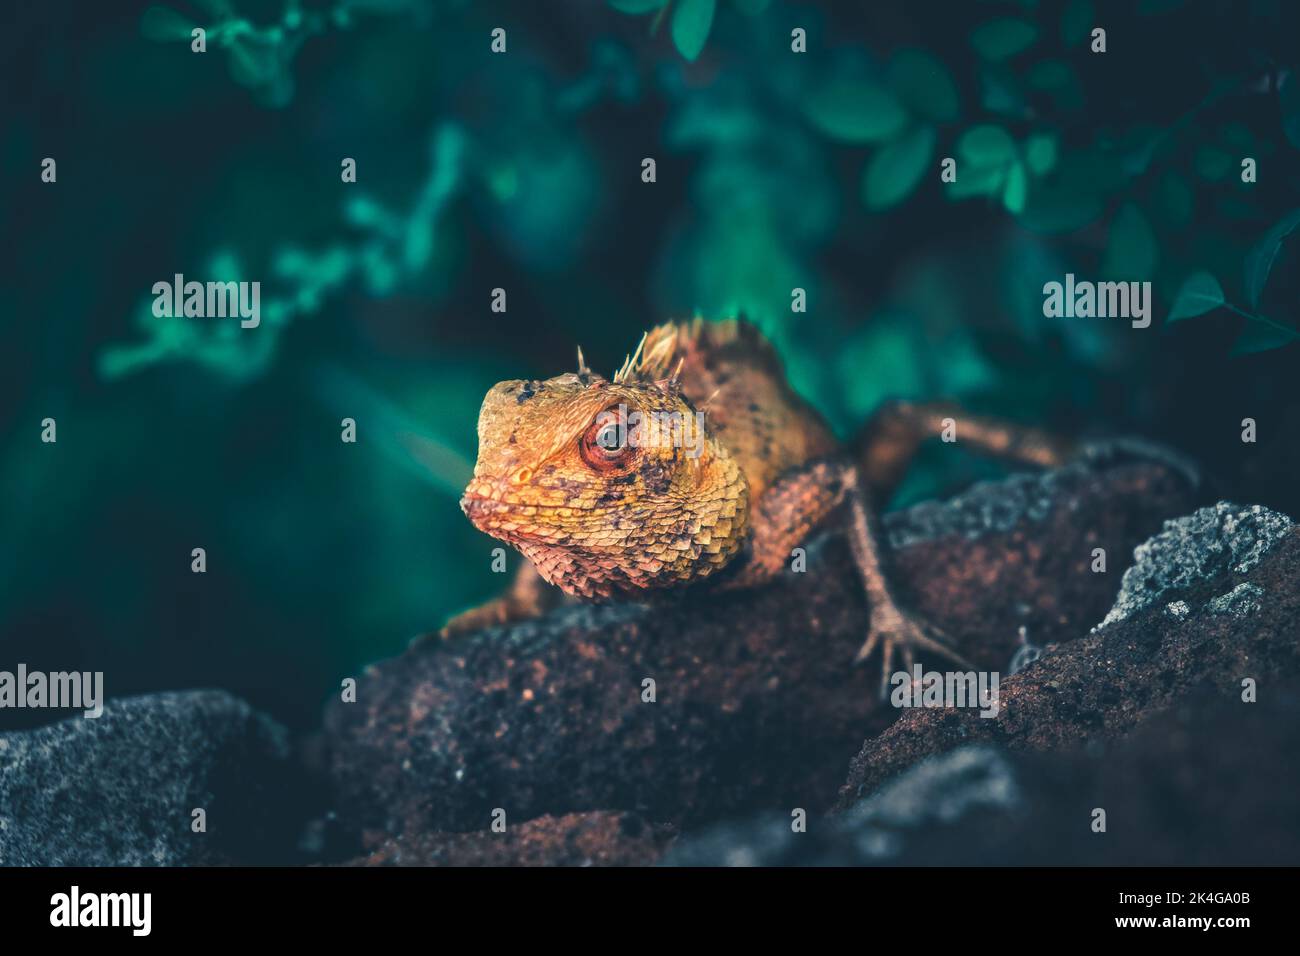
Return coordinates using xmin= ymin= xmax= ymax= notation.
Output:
xmin=855 ymin=605 xmax=973 ymax=700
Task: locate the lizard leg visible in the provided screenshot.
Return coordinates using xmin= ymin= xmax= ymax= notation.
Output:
xmin=722 ymin=458 xmax=848 ymax=588
xmin=439 ymin=560 xmax=563 ymax=639
xmin=719 ymin=458 xmax=969 ymax=697
xmin=839 ymin=464 xmax=973 ymax=697
xmin=857 ymin=399 xmax=1201 ymax=500
xmin=855 ymin=399 xmax=1076 ymax=501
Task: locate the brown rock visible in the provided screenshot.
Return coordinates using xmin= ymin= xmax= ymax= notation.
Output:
xmin=324 ymin=461 xmax=1196 ymax=836
xmin=836 ymin=509 xmax=1299 ymax=810
xmin=668 ymin=686 xmax=1300 ymax=866
xmin=345 ymin=811 xmax=675 ymax=867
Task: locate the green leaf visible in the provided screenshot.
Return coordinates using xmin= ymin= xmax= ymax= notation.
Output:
xmin=1024 ymin=133 xmax=1058 ymax=175
xmin=957 ymin=124 xmax=1015 ymax=167
xmin=888 ymin=49 xmax=958 ymax=123
xmin=1167 ymin=271 xmax=1224 ymax=322
xmin=1014 ymin=147 xmax=1119 ymax=234
xmin=1002 ymin=161 xmax=1028 ymax=214
xmin=863 ymin=125 xmax=936 ymax=210
xmin=671 ymin=0 xmax=716 ymax=62
xmin=1101 ymin=203 xmax=1158 ymax=280
xmin=1230 ymin=321 xmax=1300 ymax=356
xmin=1244 ymin=208 xmax=1300 ymax=308
xmin=804 ymin=79 xmax=908 ymax=143
xmin=1060 ymin=0 xmax=1094 ymax=46
xmin=609 ymin=0 xmax=666 ymax=12
xmin=141 ymin=5 xmax=197 ymax=41
xmin=947 ymin=163 xmax=1005 ymax=199
xmin=971 ymin=18 xmax=1038 ymax=61
xmin=193 ymin=0 xmax=236 ymax=17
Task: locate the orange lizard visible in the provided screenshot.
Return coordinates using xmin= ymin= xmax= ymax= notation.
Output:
xmin=447 ymin=317 xmax=1084 ymax=692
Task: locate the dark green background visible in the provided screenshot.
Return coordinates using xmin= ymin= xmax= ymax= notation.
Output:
xmin=3 ymin=0 xmax=1298 ymax=730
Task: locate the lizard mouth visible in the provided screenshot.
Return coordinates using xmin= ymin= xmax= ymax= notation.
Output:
xmin=460 ymin=490 xmax=542 ymax=544
xmin=461 ymin=491 xmax=507 ymax=528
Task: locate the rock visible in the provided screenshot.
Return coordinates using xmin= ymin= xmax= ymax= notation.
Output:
xmin=1205 ymin=582 xmax=1265 ymax=618
xmin=662 ymin=746 xmax=1020 ymax=866
xmin=0 ymin=690 xmax=305 ymax=866
xmin=660 ymin=814 xmax=812 ymax=867
xmin=980 ymin=691 xmax=1300 ymax=865
xmin=1094 ymin=502 xmax=1291 ymax=630
xmin=344 ymin=811 xmax=676 ymax=866
xmin=836 ymin=507 xmax=1299 ymax=808
xmin=883 ymin=462 xmax=1197 ymax=671
xmin=668 ymin=688 xmax=1300 ymax=865
xmin=324 ymin=460 xmax=1196 ymax=837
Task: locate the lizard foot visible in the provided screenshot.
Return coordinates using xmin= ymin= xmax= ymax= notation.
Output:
xmin=436 ymin=563 xmax=561 ymax=642
xmin=854 ymin=603 xmax=973 ymax=699
xmin=438 ymin=597 xmax=519 ymax=641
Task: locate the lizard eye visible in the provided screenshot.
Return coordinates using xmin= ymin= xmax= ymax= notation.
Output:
xmin=595 ymin=421 xmax=624 ymax=451
xmin=581 ymin=411 xmax=636 ymax=470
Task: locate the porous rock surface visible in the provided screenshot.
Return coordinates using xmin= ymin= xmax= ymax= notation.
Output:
xmin=836 ymin=503 xmax=1299 ymax=808
xmin=323 ymin=461 xmax=1196 ymax=838
xmin=0 ymin=690 xmax=302 ymax=866
xmin=667 ymin=687 xmax=1300 ymax=866
xmin=347 ymin=811 xmax=676 ymax=866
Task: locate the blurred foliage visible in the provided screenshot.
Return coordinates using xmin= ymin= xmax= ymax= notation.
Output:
xmin=4 ymin=0 xmax=1300 ymax=728
xmin=100 ymin=124 xmax=471 ymax=385
xmin=610 ymin=0 xmax=725 ymax=64
xmin=116 ymin=0 xmax=1300 ymax=391
xmin=140 ymin=0 xmax=439 ymax=107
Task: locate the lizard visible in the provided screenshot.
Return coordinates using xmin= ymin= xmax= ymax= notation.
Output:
xmin=446 ymin=317 xmax=1099 ymax=693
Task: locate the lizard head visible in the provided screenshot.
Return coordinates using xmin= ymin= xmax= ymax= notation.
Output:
xmin=460 ymin=346 xmax=749 ymax=600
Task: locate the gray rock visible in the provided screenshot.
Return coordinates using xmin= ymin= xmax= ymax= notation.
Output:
xmin=842 ymin=744 xmax=1020 ymax=829
xmin=885 ymin=466 xmax=1078 ymax=550
xmin=1095 ymin=502 xmax=1292 ymax=630
xmin=1206 ymin=582 xmax=1265 ymax=618
xmin=660 ymin=813 xmax=802 ymax=867
xmin=0 ymin=690 xmax=302 ymax=866
xmin=662 ymin=746 xmax=1019 ymax=866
